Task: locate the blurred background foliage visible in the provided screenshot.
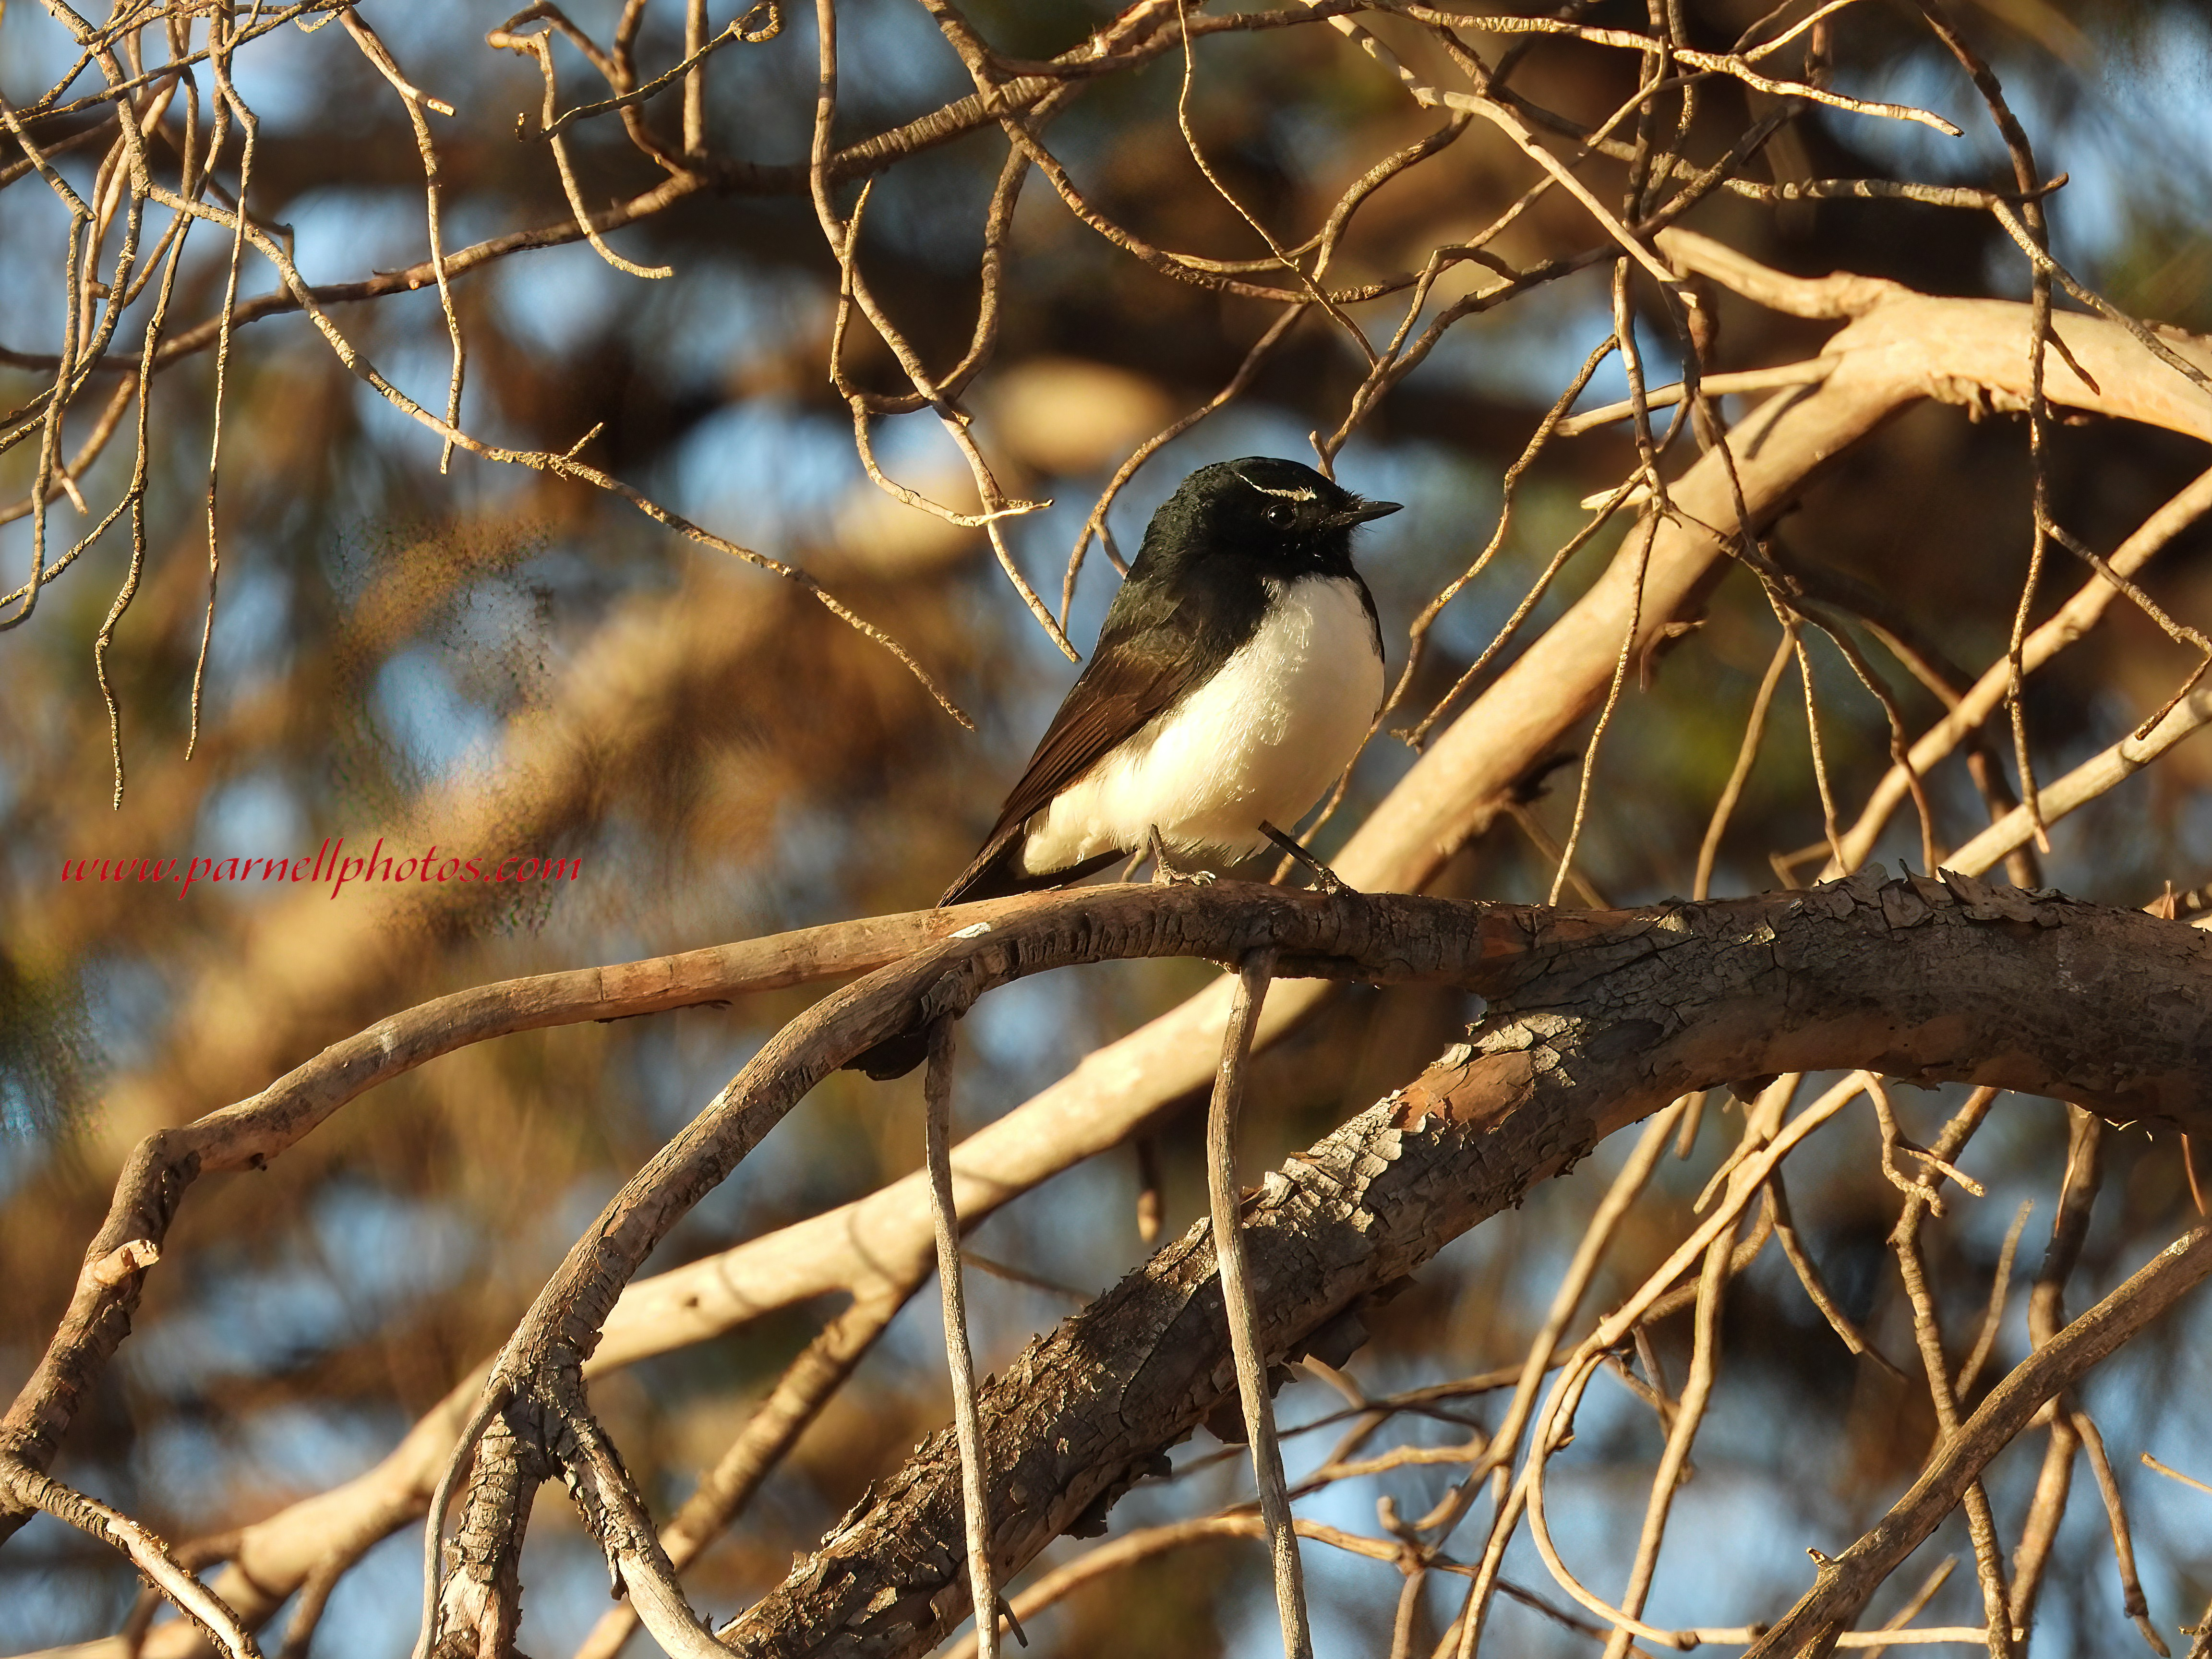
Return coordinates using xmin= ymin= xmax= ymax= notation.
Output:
xmin=2 ymin=0 xmax=2211 ymax=1653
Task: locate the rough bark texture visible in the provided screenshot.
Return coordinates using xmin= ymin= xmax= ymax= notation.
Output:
xmin=714 ymin=868 xmax=2212 ymax=1657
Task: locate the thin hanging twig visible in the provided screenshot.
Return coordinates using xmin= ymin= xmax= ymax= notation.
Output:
xmin=925 ymin=1018 xmax=1000 ymax=1659
xmin=1207 ymin=948 xmax=1312 ymax=1659
xmin=1694 ymin=625 xmax=1793 ymax=899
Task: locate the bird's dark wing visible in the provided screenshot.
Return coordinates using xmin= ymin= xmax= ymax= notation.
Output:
xmin=940 ymin=585 xmax=1226 ymax=905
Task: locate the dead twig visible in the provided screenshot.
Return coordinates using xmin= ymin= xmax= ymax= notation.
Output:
xmin=0 ymin=1455 xmax=261 ymax=1659
xmin=924 ymin=1018 xmax=1001 ymax=1659
xmin=1746 ymin=1227 xmax=2212 ymax=1658
xmin=1207 ymin=949 xmax=1312 ymax=1658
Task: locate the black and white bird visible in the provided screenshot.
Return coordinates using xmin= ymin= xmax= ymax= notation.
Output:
xmin=944 ymin=455 xmax=1399 ymax=904
xmin=849 ymin=457 xmax=1396 ymax=1079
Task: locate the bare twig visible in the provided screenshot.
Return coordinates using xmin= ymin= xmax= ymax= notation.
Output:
xmin=490 ymin=23 xmax=672 ymax=279
xmin=2072 ymin=1410 xmax=2171 ymax=1656
xmin=575 ymin=1282 xmax=914 ymax=1659
xmin=1856 ymin=1557 xmax=1960 ymax=1659
xmin=1207 ymin=949 xmax=1311 ymax=1658
xmin=1829 ymin=464 xmax=2212 ymax=877
xmin=0 ymin=1455 xmax=260 ymax=1659
xmin=2141 ymin=1453 xmax=2212 ymax=1497
xmin=1695 ymin=626 xmax=1794 ymax=898
xmin=1597 ymin=1212 xmax=1733 ymax=1658
xmin=1561 ymin=359 xmax=1837 ymax=435
xmin=1770 ymin=1170 xmax=1907 ymax=1379
xmin=1946 ymin=683 xmax=2212 ymax=878
xmin=925 ymin=1018 xmax=1001 ymax=1659
xmin=1954 ymin=1200 xmax=2034 ymax=1399
xmin=341 ymin=8 xmax=465 ymax=472
xmin=1747 ymin=1228 xmax=2212 ymax=1658
xmin=1424 ymin=1099 xmax=1688 ymax=1571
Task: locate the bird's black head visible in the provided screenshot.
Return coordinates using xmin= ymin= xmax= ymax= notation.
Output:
xmin=1136 ymin=457 xmax=1401 ymax=579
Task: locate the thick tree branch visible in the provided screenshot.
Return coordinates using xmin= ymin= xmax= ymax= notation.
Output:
xmin=709 ymin=869 xmax=2212 ymax=1656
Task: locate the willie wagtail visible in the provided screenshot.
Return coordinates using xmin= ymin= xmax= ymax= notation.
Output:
xmin=851 ymin=457 xmax=1397 ymax=1078
xmin=943 ymin=454 xmax=1399 ymax=902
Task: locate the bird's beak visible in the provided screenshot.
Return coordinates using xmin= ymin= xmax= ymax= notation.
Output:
xmin=1333 ymin=496 xmax=1403 ymax=528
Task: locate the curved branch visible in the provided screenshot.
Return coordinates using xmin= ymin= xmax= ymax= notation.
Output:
xmin=0 ymin=1455 xmax=259 ymax=1659
xmin=0 ymin=903 xmax=977 ymax=1523
xmin=711 ymin=869 xmax=2212 ymax=1657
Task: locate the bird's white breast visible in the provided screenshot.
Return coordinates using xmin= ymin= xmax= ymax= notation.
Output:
xmin=1020 ymin=575 xmax=1383 ymax=874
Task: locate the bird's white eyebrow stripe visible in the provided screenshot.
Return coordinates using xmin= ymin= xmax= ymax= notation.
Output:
xmin=1231 ymin=466 xmax=1317 ymax=502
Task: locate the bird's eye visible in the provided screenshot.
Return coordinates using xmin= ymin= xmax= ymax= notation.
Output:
xmin=1263 ymin=503 xmax=1294 ymax=528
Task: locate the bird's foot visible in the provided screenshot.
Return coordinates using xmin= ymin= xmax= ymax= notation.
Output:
xmin=1153 ymin=863 xmax=1216 ymax=888
xmin=1141 ymin=824 xmax=1216 ymax=887
xmin=1261 ymin=820 xmax=1357 ymax=896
